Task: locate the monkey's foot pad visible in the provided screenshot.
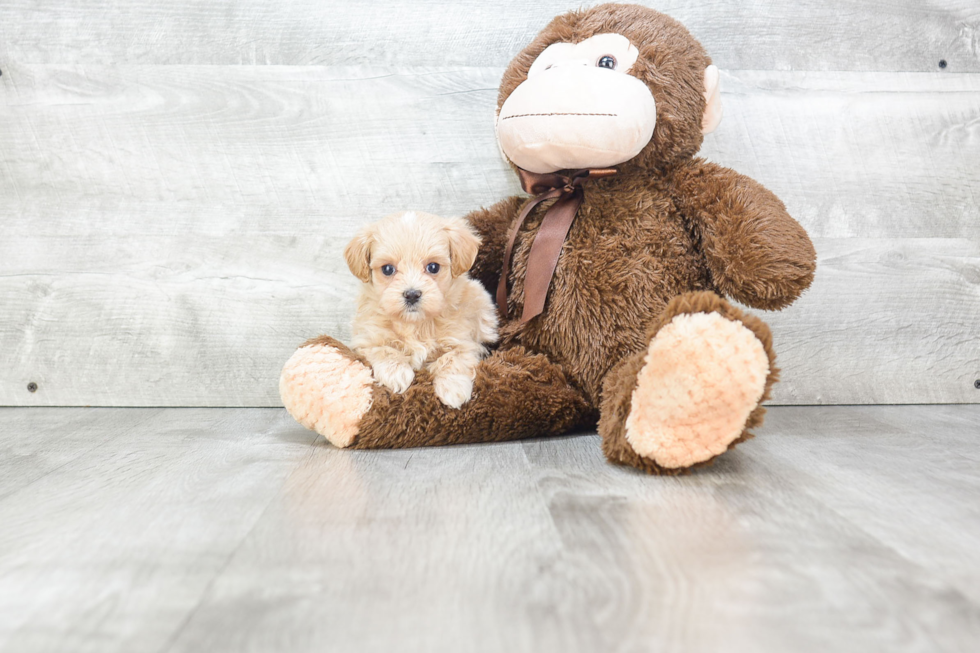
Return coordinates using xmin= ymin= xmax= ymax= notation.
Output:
xmin=280 ymin=338 xmax=374 ymax=449
xmin=625 ymin=312 xmax=770 ymax=469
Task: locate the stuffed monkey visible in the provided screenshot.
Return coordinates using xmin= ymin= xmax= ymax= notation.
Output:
xmin=280 ymin=3 xmax=816 ymax=474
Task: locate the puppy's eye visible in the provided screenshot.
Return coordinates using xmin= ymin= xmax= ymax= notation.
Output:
xmin=597 ymin=55 xmax=617 ymax=70
xmin=426 ymin=262 xmax=440 ymax=274
xmin=381 ymin=264 xmax=395 ymax=276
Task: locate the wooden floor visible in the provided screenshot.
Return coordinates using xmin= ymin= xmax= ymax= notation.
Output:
xmin=0 ymin=406 xmax=978 ymax=652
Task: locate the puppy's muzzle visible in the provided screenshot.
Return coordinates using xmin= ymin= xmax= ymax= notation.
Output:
xmin=403 ymin=289 xmax=422 ymax=306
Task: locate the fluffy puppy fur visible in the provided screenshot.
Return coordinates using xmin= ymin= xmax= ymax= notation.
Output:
xmin=344 ymin=211 xmax=498 ymax=408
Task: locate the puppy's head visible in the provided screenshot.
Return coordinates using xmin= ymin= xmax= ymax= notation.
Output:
xmin=344 ymin=211 xmax=480 ymax=322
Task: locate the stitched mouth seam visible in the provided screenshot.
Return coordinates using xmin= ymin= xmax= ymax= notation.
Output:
xmin=502 ymin=112 xmax=617 ymax=119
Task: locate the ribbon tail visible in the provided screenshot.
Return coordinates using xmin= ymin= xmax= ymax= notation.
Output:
xmin=498 ymin=167 xmax=615 ymax=323
xmin=496 ymin=189 xmax=561 ymax=317
xmin=520 ymin=187 xmax=584 ymax=323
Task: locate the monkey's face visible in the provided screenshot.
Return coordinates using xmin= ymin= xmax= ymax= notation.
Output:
xmin=495 ymin=6 xmax=723 ymax=174
xmin=496 ymin=33 xmax=657 ymax=174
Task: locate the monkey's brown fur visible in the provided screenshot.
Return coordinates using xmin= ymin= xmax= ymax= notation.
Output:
xmin=301 ymin=335 xmax=595 ymax=449
xmin=597 ymin=291 xmax=778 ymax=475
xmin=289 ymin=4 xmax=816 ymax=473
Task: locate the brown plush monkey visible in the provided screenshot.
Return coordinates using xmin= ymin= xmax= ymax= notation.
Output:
xmin=280 ymin=3 xmax=816 ymax=474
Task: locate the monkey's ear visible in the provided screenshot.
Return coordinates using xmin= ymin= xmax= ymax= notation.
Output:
xmin=702 ymin=65 xmax=723 ymax=135
xmin=445 ymin=218 xmax=481 ymax=277
xmin=344 ymin=226 xmax=374 ymax=282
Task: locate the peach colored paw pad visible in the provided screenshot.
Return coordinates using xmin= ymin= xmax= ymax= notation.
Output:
xmin=279 ymin=344 xmax=374 ymax=448
xmin=625 ymin=312 xmax=769 ymax=469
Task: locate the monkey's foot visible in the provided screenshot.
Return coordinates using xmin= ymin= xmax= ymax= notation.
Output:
xmin=600 ymin=292 xmax=776 ymax=473
xmin=279 ymin=336 xmax=374 ymax=448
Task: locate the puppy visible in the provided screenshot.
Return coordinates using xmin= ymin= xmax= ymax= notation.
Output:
xmin=344 ymin=211 xmax=498 ymax=408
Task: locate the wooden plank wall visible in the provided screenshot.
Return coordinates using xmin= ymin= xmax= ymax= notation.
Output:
xmin=1 ymin=1 xmax=978 ymax=407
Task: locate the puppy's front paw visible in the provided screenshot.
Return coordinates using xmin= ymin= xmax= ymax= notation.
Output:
xmin=372 ymin=360 xmax=414 ymax=394
xmin=433 ymin=374 xmax=474 ymax=409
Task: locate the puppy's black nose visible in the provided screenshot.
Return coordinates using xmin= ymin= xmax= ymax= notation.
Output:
xmin=403 ymin=289 xmax=422 ymax=305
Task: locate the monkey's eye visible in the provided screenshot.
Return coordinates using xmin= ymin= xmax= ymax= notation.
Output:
xmin=381 ymin=264 xmax=395 ymax=276
xmin=597 ymin=55 xmax=617 ymax=70
xmin=426 ymin=262 xmax=440 ymax=274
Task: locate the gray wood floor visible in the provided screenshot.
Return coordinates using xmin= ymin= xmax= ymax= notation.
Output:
xmin=1 ymin=405 xmax=979 ymax=653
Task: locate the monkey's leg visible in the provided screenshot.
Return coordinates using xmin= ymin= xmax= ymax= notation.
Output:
xmin=598 ymin=291 xmax=777 ymax=474
xmin=280 ymin=336 xmax=593 ymax=449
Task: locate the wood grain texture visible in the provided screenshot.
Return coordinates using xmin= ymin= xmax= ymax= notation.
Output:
xmin=0 ymin=408 xmax=316 ymax=653
xmin=0 ymin=407 xmax=165 ymax=500
xmin=1 ymin=405 xmax=979 ymax=652
xmin=1 ymin=63 xmax=977 ymax=406
xmin=0 ymin=0 xmax=978 ymax=72
xmin=767 ymin=238 xmax=980 ymax=405
xmin=2 ymin=66 xmax=977 ymax=240
xmin=704 ymin=71 xmax=980 ymax=241
xmin=2 ymin=235 xmax=977 ymax=406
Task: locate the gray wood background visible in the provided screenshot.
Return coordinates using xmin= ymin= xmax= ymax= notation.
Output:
xmin=1 ymin=0 xmax=978 ymax=407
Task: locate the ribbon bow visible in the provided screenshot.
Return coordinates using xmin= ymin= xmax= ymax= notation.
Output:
xmin=497 ymin=167 xmax=617 ymax=323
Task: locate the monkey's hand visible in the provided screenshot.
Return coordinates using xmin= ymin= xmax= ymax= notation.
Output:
xmin=672 ymin=160 xmax=817 ymax=310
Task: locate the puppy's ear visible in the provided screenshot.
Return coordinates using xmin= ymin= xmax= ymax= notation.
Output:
xmin=344 ymin=225 xmax=374 ymax=283
xmin=445 ymin=218 xmax=481 ymax=277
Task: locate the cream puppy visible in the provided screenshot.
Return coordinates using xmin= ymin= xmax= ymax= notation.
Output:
xmin=344 ymin=211 xmax=498 ymax=408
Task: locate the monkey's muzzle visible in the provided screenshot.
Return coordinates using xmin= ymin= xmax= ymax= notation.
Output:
xmin=497 ymin=66 xmax=657 ymax=174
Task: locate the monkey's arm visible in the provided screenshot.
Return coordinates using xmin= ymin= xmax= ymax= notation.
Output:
xmin=672 ymin=160 xmax=816 ymax=310
xmin=464 ymin=195 xmax=525 ymax=295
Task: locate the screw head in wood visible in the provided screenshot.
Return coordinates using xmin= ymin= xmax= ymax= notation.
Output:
xmin=974 ymin=379 xmax=980 ymax=389
xmin=27 ymin=382 xmax=38 ymax=393
xmin=939 ymin=59 xmax=948 ymax=69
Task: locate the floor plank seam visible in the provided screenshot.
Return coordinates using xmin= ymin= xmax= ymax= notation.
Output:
xmin=153 ymin=436 xmax=318 ymax=653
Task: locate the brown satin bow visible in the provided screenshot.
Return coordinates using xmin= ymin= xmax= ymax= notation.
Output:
xmin=497 ymin=167 xmax=617 ymax=323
